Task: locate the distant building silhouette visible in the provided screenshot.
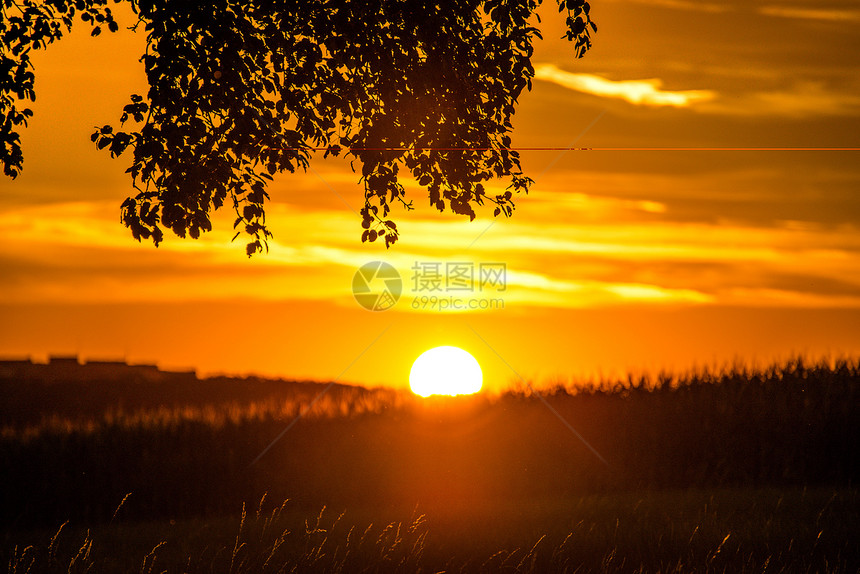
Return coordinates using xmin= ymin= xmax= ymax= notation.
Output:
xmin=0 ymin=355 xmax=196 ymax=383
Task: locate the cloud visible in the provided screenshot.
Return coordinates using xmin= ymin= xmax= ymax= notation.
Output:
xmin=524 ymin=190 xmax=668 ymax=219
xmin=604 ymin=283 xmax=714 ymax=303
xmin=613 ymin=0 xmax=860 ymax=21
xmin=534 ymin=63 xmax=860 ymax=118
xmin=698 ymin=82 xmax=860 ymax=117
xmin=758 ymin=6 xmax=860 ymax=22
xmin=3 ymin=187 xmax=859 ymax=311
xmin=753 ymin=82 xmax=860 ymax=116
xmin=603 ymin=0 xmax=728 ymax=13
xmin=533 ymin=64 xmax=716 ymax=108
xmin=721 ymin=288 xmax=860 ymax=309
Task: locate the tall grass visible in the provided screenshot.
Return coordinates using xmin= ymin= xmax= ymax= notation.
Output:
xmin=0 ymin=356 xmax=857 ymax=528
xmin=5 ymin=488 xmax=858 ymax=573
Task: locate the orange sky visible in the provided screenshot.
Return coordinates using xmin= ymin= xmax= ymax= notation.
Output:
xmin=1 ymin=1 xmax=859 ymax=392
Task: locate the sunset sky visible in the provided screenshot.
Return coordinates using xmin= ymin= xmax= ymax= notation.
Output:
xmin=1 ymin=0 xmax=859 ymax=392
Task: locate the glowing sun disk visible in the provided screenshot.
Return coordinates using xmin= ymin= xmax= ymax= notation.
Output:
xmin=409 ymin=346 xmax=483 ymax=397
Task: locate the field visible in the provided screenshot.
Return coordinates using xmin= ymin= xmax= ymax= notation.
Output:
xmin=2 ymin=357 xmax=859 ymax=572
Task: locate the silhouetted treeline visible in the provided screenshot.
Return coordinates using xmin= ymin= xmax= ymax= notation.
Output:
xmin=1 ymin=371 xmax=401 ymax=433
xmin=1 ymin=357 xmax=858 ymax=528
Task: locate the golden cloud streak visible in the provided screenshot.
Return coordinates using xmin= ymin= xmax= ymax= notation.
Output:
xmin=533 ymin=63 xmax=716 ymax=107
xmin=1 ymin=198 xmax=858 ymax=309
xmin=758 ymin=6 xmax=860 ymax=22
xmin=604 ymin=0 xmax=728 ymax=13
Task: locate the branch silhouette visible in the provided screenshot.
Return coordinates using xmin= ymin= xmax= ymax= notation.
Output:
xmin=1 ymin=0 xmax=596 ymax=255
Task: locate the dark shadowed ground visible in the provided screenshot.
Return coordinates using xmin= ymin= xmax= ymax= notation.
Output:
xmin=2 ymin=357 xmax=858 ymax=571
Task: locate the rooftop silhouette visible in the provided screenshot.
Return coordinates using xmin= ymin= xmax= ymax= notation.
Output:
xmin=0 ymin=355 xmax=195 ymax=382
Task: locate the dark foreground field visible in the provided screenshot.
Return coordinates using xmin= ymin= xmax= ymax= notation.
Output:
xmin=5 ymin=487 xmax=858 ymax=573
xmin=2 ymin=357 xmax=859 ymax=572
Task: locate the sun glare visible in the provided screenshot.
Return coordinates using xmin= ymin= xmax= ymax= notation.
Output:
xmin=409 ymin=346 xmax=483 ymax=397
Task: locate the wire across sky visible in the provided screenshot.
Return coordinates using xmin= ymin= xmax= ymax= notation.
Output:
xmin=265 ymin=147 xmax=859 ymax=152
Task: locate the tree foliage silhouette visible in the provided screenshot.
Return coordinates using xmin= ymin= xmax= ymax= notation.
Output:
xmin=2 ymin=0 xmax=595 ymax=255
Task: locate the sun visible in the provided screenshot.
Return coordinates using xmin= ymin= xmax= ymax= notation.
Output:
xmin=409 ymin=346 xmax=483 ymax=397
